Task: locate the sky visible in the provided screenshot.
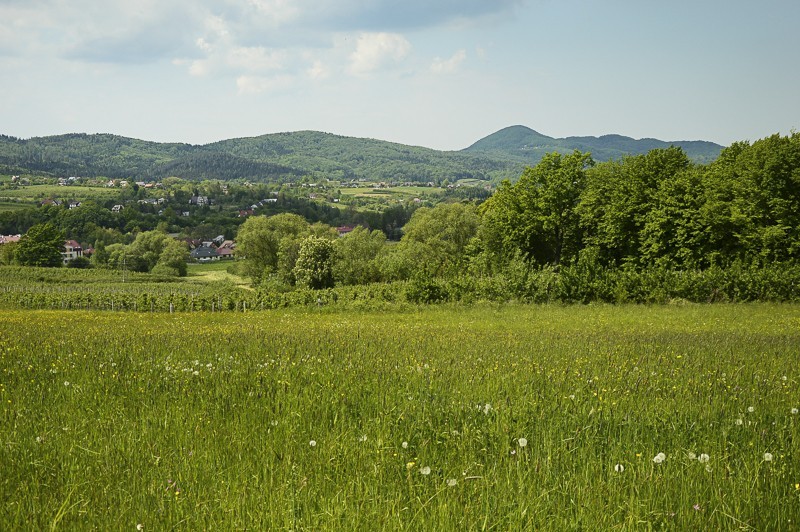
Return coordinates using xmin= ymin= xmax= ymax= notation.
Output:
xmin=1 ymin=0 xmax=798 ymax=151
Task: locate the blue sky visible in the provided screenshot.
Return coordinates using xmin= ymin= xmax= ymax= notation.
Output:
xmin=1 ymin=0 xmax=797 ymax=150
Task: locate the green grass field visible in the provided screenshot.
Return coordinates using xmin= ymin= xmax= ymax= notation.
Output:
xmin=186 ymin=261 xmax=249 ymax=287
xmin=0 ymin=184 xmax=121 ymax=203
xmin=0 ymin=201 xmax=35 ymax=212
xmin=1 ymin=304 xmax=799 ymax=529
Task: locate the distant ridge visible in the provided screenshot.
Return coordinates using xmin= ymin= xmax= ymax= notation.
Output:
xmin=0 ymin=126 xmax=725 ymax=183
xmin=464 ymin=125 xmax=724 ymax=164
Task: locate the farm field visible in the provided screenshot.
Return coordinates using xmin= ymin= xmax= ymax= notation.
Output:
xmin=0 ymin=184 xmax=121 ymax=203
xmin=1 ymin=304 xmax=799 ymax=529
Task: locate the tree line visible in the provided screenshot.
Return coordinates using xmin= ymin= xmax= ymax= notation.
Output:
xmin=233 ymin=133 xmax=799 ymax=299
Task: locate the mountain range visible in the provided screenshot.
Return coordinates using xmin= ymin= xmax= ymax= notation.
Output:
xmin=0 ymin=126 xmax=724 ymax=184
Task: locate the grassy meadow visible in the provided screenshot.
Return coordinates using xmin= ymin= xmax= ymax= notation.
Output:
xmin=1 ymin=304 xmax=799 ymax=529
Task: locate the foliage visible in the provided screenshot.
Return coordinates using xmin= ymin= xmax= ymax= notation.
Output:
xmin=465 ymin=125 xmax=723 ymax=164
xmin=15 ymin=222 xmax=64 ymax=267
xmin=332 ymin=226 xmax=386 ymax=285
xmin=394 ymin=202 xmax=480 ymax=277
xmin=293 ymin=236 xmax=335 ymax=290
xmin=0 ymin=130 xmax=517 ymax=183
xmin=481 ymin=151 xmax=593 ymax=266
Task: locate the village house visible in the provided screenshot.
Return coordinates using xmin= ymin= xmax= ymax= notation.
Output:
xmin=61 ymin=240 xmax=83 ymax=265
xmin=0 ymin=234 xmax=21 ymax=245
xmin=190 ymin=245 xmax=218 ymax=261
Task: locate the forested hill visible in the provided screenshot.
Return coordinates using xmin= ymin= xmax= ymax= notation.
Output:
xmin=0 ymin=127 xmax=723 ymax=183
xmin=0 ymin=131 xmax=517 ymax=183
xmin=464 ymin=125 xmax=724 ymax=164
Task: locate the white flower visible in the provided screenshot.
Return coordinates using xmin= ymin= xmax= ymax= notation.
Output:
xmin=782 ymin=376 xmax=788 ymax=381
xmin=420 ymin=466 xmax=431 ymax=476
xmin=698 ymin=454 xmax=710 ymax=463
xmin=518 ymin=438 xmax=528 ymax=448
xmin=735 ymin=418 xmax=743 ymax=426
xmin=763 ymin=452 xmax=773 ymax=462
xmin=401 ymin=441 xmax=408 ymax=449
xmin=614 ymin=464 xmax=625 ymax=472
xmin=309 ymin=440 xmax=316 ymax=447
xmin=748 ymin=406 xmax=755 ymax=413
xmin=483 ymin=403 xmax=492 ymax=415
xmin=447 ymin=478 xmax=457 ymax=487
xmin=791 ymin=408 xmax=798 ymax=415
xmin=136 ymin=524 xmax=144 ymax=531
xmin=687 ymin=452 xmax=696 ymax=460
xmin=653 ymin=452 xmax=666 ymax=464
xmin=64 ymin=381 xmax=70 ymax=386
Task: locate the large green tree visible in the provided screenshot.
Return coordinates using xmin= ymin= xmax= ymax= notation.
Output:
xmin=333 ymin=226 xmax=386 ymax=285
xmin=293 ymin=236 xmax=335 ymax=289
xmin=379 ymin=202 xmax=479 ymax=280
xmin=16 ymin=223 xmax=64 ymax=267
xmin=481 ymin=151 xmax=593 ymax=267
xmin=578 ymin=146 xmax=690 ymax=265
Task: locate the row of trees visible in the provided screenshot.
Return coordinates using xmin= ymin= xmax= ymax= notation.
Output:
xmin=235 ymin=133 xmax=799 ymax=290
xmin=478 ymin=133 xmax=798 ymax=270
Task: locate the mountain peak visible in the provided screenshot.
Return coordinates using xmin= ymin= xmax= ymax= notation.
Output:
xmin=464 ymin=126 xmax=723 ymax=164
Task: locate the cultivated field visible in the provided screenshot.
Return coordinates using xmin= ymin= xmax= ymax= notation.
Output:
xmin=1 ymin=304 xmax=799 ymax=529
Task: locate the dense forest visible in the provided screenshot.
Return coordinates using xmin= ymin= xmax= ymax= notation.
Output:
xmin=0 ymin=127 xmax=723 ymax=184
xmin=0 ymin=131 xmax=517 ymax=183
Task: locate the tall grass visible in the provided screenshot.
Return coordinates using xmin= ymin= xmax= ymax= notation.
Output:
xmin=1 ymin=304 xmax=799 ymax=529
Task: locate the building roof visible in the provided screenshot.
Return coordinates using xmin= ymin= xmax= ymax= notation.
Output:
xmin=190 ymin=246 xmax=218 ymax=258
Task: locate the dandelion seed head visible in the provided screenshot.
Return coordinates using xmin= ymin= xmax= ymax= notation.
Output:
xmin=698 ymin=453 xmax=710 ymax=463
xmin=705 ymin=464 xmax=712 ymax=473
xmin=764 ymin=452 xmax=773 ymax=462
xmin=358 ymin=435 xmax=367 ymax=442
xmin=653 ymin=452 xmax=666 ymax=464
xmin=748 ymin=406 xmax=755 ymax=413
xmin=614 ymin=464 xmax=625 ymax=472
xmin=447 ymin=478 xmax=457 ymax=487
xmin=791 ymin=408 xmax=798 ymax=415
xmin=137 ymin=525 xmax=144 ymax=531
xmin=420 ymin=466 xmax=431 ymax=476
xmin=64 ymin=381 xmax=70 ymax=386
xmin=687 ymin=452 xmax=696 ymax=460
xmin=309 ymin=440 xmax=316 ymax=447
xmin=518 ymin=438 xmax=528 ymax=448
xmin=735 ymin=418 xmax=743 ymax=426
xmin=401 ymin=441 xmax=408 ymax=449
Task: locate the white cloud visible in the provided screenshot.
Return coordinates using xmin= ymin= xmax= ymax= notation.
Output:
xmin=307 ymin=60 xmax=330 ymax=80
xmin=246 ymin=0 xmax=301 ymax=25
xmin=348 ymin=32 xmax=411 ymax=76
xmin=430 ymin=49 xmax=466 ymax=74
xmin=236 ymin=74 xmax=295 ymax=94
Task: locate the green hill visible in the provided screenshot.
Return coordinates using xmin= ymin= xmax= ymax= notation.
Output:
xmin=0 ymin=132 xmax=519 ymax=184
xmin=0 ymin=127 xmax=724 ymax=184
xmin=464 ymin=125 xmax=724 ymax=164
